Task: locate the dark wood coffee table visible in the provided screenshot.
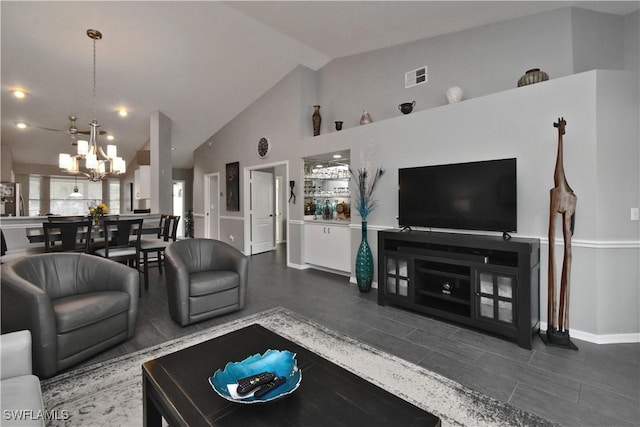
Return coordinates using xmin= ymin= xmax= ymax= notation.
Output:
xmin=142 ymin=324 xmax=441 ymax=426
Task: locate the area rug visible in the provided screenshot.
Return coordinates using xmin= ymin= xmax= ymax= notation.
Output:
xmin=41 ymin=307 xmax=555 ymax=426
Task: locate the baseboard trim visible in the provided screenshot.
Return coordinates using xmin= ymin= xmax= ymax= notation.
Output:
xmin=539 ymin=321 xmax=640 ymax=344
xmin=305 ymin=263 xmax=350 ymax=277
xmin=539 ymin=238 xmax=640 ymax=249
xmin=287 ymin=262 xmax=309 ymax=270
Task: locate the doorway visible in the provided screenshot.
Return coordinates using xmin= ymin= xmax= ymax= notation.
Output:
xmin=244 ymin=161 xmax=289 ymax=259
xmin=204 ymin=173 xmax=220 ymax=240
xmin=275 ymin=175 xmax=285 ymax=243
xmin=172 ymin=180 xmax=185 ymax=238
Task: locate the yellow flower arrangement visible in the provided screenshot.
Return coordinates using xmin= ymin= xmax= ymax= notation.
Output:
xmin=89 ymin=202 xmax=109 ymax=225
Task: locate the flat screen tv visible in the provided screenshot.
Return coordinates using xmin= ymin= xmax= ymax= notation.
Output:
xmin=398 ymin=158 xmax=517 ymax=233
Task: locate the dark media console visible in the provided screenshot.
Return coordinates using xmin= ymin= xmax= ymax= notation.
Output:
xmin=378 ymin=230 xmax=540 ymax=349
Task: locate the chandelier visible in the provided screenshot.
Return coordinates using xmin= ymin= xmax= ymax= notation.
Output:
xmin=59 ymin=29 xmax=125 ymax=182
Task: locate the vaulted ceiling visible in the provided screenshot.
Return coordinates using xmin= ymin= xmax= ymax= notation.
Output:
xmin=2 ymin=1 xmax=637 ymax=170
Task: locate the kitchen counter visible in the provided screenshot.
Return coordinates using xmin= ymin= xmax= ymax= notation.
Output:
xmin=0 ymin=213 xmax=162 ymax=257
xmin=303 ymin=216 xmax=351 ymax=226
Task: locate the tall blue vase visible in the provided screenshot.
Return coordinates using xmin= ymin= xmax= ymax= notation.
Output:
xmin=355 ymin=221 xmax=374 ymax=293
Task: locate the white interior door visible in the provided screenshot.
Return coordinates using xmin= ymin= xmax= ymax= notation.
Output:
xmin=250 ymin=170 xmax=274 ymax=254
xmin=172 ymin=180 xmax=185 ymax=238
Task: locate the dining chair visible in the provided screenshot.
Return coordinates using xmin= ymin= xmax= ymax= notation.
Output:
xmin=140 ymin=215 xmax=180 ymax=291
xmin=88 ymin=214 xmax=121 ymax=253
xmin=43 ymin=219 xmax=92 ymax=253
xmin=93 ymin=218 xmax=144 ymax=295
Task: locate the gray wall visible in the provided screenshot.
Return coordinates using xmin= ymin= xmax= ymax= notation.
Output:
xmin=192 ymin=7 xmax=640 ymax=338
xmin=1 ymin=144 xmax=14 ymax=181
xmin=150 ymin=111 xmax=173 ymax=215
xmin=193 ymin=65 xmax=317 ymax=262
xmin=572 ymin=8 xmax=626 ymax=73
xmin=172 ymin=168 xmax=194 ymax=213
xmin=309 ymin=70 xmax=637 ymax=337
xmin=316 ymin=7 xmax=574 ymax=130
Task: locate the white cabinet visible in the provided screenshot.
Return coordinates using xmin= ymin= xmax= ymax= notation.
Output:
xmin=304 ymin=222 xmax=351 ymax=273
xmin=134 ymin=166 xmax=151 ymax=199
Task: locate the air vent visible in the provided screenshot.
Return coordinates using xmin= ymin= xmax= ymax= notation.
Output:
xmin=405 ymin=66 xmax=428 ymax=89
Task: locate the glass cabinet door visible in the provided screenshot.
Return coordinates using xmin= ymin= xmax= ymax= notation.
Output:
xmin=476 ymin=270 xmax=516 ymax=325
xmin=384 ymin=255 xmax=410 ymax=298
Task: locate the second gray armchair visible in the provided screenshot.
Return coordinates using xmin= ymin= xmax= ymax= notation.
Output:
xmin=164 ymin=238 xmax=248 ymax=326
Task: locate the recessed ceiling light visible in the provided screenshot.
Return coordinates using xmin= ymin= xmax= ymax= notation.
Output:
xmin=118 ymin=108 xmax=128 ymax=117
xmin=315 ymin=164 xmax=324 ymax=168
xmin=16 ymin=122 xmax=27 ymax=129
xmin=106 ymin=135 xmax=115 ymax=141
xmin=333 ymin=154 xmax=342 ymax=159
xmin=171 ymin=147 xmax=176 ymax=151
xmin=13 ymin=90 xmax=26 ymax=99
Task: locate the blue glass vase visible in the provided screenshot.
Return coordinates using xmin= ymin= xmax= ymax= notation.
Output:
xmin=355 ymin=221 xmax=373 ymax=293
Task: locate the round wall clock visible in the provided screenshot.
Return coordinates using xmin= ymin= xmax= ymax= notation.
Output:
xmin=257 ymin=137 xmax=271 ymax=159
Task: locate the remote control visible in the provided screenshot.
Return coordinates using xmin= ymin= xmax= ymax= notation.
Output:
xmin=254 ymin=376 xmax=286 ymax=398
xmin=236 ymin=372 xmax=275 ymax=395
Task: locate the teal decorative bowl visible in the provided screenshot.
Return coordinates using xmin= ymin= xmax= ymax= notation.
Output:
xmin=209 ymin=349 xmax=302 ymax=404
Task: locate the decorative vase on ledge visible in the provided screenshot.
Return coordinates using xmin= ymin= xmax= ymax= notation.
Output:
xmin=445 ymin=86 xmax=463 ymax=104
xmin=312 ymin=105 xmax=321 ymax=136
xmin=360 ymin=110 xmax=372 ymax=125
xmin=517 ymin=68 xmax=549 ymax=87
xmin=398 ymin=101 xmax=416 ymax=115
xmin=355 ymin=221 xmax=374 ymax=293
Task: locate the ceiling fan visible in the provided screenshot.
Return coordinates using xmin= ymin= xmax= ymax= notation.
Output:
xmin=32 ymin=115 xmax=107 ymax=137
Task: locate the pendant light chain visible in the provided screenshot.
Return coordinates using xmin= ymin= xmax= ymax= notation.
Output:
xmin=92 ymin=35 xmax=97 ymax=122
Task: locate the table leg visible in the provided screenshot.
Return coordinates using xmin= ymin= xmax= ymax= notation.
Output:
xmin=143 ymin=376 xmax=163 ymax=427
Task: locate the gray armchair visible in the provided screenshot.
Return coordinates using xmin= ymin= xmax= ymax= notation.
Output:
xmin=164 ymin=238 xmax=248 ymax=326
xmin=1 ymin=253 xmax=139 ymax=378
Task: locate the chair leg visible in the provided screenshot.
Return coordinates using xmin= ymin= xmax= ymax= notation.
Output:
xmin=158 ymin=249 xmax=164 ymax=274
xmin=144 ymin=251 xmax=149 ymax=290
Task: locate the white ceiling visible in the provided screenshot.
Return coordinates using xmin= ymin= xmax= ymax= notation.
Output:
xmin=2 ymin=1 xmax=638 ymax=170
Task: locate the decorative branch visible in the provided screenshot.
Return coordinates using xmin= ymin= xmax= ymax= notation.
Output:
xmin=350 ymin=167 xmax=385 ymax=221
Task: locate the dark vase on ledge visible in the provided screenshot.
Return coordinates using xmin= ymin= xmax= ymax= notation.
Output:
xmin=312 ymin=105 xmax=321 ymax=136
xmin=355 ymin=221 xmax=374 ymax=293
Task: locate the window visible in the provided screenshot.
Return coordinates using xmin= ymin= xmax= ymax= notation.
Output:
xmin=27 ymin=176 xmax=121 ymax=216
xmin=50 ymin=177 xmax=102 ymax=215
xmin=49 ymin=177 xmax=103 ymax=216
xmin=29 ymin=176 xmax=41 ymax=216
xmin=108 ymin=180 xmax=120 ymax=215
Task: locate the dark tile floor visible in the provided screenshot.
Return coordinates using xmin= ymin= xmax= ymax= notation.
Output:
xmin=79 ymin=244 xmax=639 ymax=427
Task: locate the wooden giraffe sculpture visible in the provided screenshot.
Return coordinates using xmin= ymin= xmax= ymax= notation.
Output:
xmin=547 ymin=118 xmax=577 ymax=345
